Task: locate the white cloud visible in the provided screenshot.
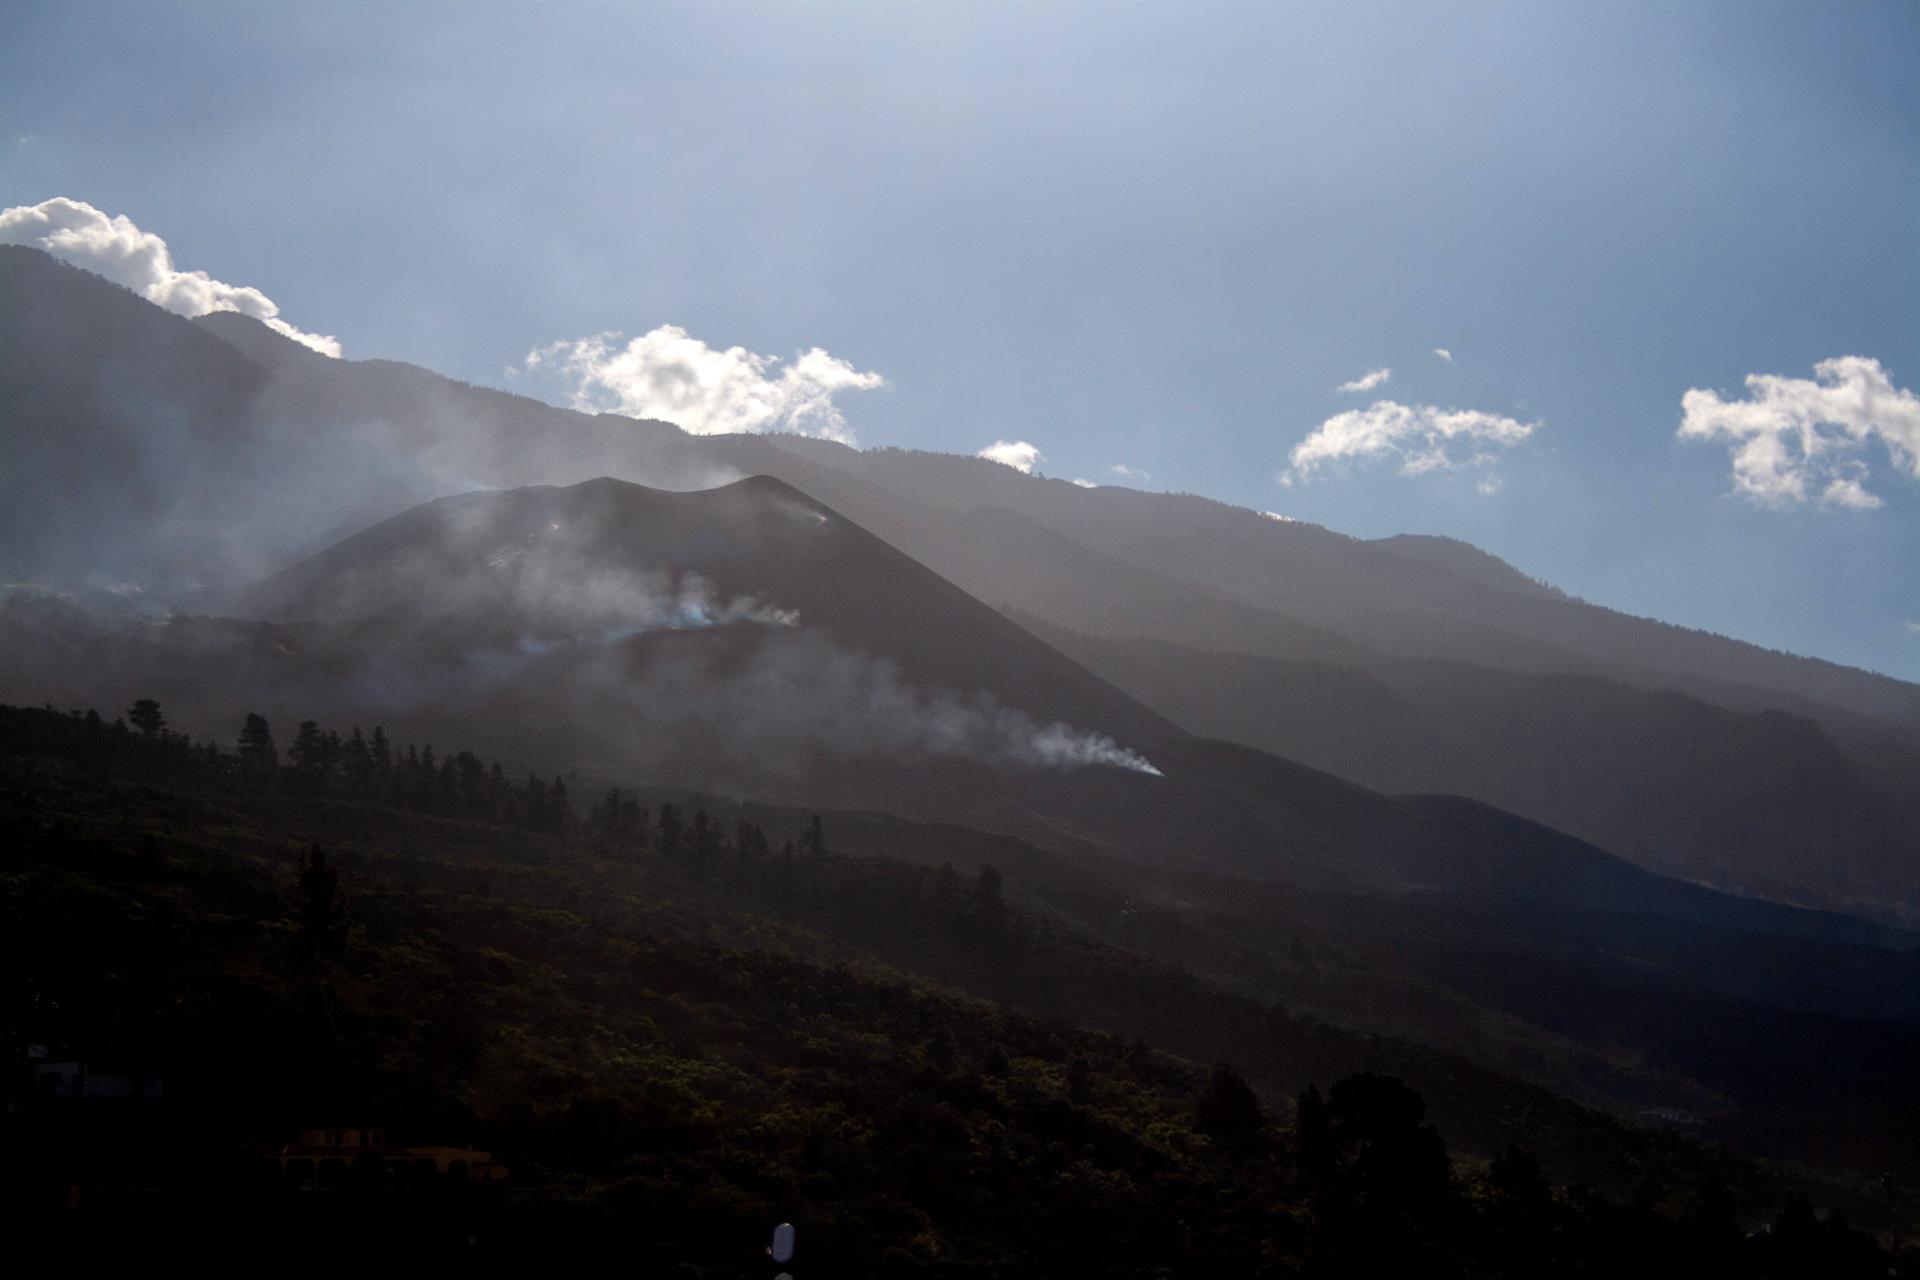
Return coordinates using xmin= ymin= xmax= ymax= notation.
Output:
xmin=1108 ymin=462 xmax=1151 ymax=483
xmin=1260 ymin=510 xmax=1299 ymax=523
xmin=1677 ymin=356 xmax=1919 ymax=510
xmin=977 ymin=439 xmax=1044 ymax=473
xmin=1433 ymin=348 xmax=1453 ymax=363
xmin=1071 ymin=477 xmax=1097 ymax=488
xmin=1281 ymin=399 xmax=1536 ymax=486
xmin=0 ymin=196 xmax=340 ymax=357
xmin=1336 ymin=367 xmax=1392 ymax=394
xmin=525 ymin=325 xmax=883 ymax=443
xmin=1906 ymin=621 xmax=1920 ymax=637
xmin=1477 ymin=474 xmax=1502 ymax=496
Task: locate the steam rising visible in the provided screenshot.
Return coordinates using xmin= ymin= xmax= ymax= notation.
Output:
xmin=556 ymin=627 xmax=1164 ymax=778
xmin=473 ymin=528 xmax=801 ymax=641
xmin=234 ymin=504 xmax=1165 ymax=780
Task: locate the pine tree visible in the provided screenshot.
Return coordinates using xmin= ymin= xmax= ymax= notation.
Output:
xmin=657 ymin=802 xmax=684 ymax=860
xmin=238 ymin=713 xmax=278 ymax=782
xmin=369 ymin=726 xmax=392 ymax=781
xmin=456 ymin=752 xmax=485 ymax=816
xmin=526 ymin=774 xmax=548 ymax=830
xmin=597 ymin=787 xmax=624 ymax=841
xmin=127 ymin=698 xmax=165 ymax=737
xmin=934 ymin=860 xmax=963 ymax=932
xmin=288 ymin=720 xmax=324 ymax=773
xmin=490 ymin=762 xmax=511 ymax=822
xmin=342 ymin=728 xmax=372 ymax=791
xmin=774 ymin=840 xmax=796 ymax=916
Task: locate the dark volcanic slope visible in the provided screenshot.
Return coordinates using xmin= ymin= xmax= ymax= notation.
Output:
xmin=244 ymin=474 xmax=1180 ymax=755
xmin=220 ymin=475 xmax=1378 ymax=884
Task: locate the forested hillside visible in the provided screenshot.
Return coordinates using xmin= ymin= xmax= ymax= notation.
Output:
xmin=1 ymin=702 xmax=1905 ymax=1273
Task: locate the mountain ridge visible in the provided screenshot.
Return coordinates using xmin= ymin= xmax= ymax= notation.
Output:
xmin=4 ymin=246 xmax=1915 ymax=918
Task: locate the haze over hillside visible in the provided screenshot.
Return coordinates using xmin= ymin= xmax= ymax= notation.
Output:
xmin=9 ymin=6 xmax=1920 ymax=1269
xmin=5 ymin=243 xmax=1915 ymax=920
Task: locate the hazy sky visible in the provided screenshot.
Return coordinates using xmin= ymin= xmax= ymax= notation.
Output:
xmin=4 ymin=0 xmax=1917 ymax=678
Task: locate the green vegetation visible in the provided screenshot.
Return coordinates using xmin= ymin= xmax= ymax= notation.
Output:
xmin=0 ymin=702 xmax=1903 ymax=1274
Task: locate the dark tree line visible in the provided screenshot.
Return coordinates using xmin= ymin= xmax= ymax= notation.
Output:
xmin=44 ymin=701 xmax=586 ymax=832
xmin=24 ymin=700 xmax=843 ymax=866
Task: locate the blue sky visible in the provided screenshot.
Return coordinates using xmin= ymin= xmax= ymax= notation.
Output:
xmin=4 ymin=0 xmax=1917 ymax=678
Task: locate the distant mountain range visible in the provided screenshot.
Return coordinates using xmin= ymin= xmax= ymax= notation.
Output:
xmin=3 ymin=241 xmax=1916 ymax=923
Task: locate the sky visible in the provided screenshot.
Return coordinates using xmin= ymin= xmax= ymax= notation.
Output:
xmin=3 ymin=0 xmax=1917 ymax=679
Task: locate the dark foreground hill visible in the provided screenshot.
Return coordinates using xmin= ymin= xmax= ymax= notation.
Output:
xmin=235 ymin=473 xmax=1179 ymax=757
xmin=1 ymin=703 xmax=1906 ymax=1274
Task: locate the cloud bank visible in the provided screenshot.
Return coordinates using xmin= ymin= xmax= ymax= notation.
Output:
xmin=525 ymin=325 xmax=883 ymax=443
xmin=1281 ymin=400 xmax=1536 ymax=486
xmin=1433 ymin=348 xmax=1454 ymax=363
xmin=1337 ymin=367 xmax=1392 ymax=394
xmin=977 ymin=440 xmax=1044 ymax=473
xmin=1677 ymin=356 xmax=1919 ymax=510
xmin=0 ymin=197 xmax=340 ymax=356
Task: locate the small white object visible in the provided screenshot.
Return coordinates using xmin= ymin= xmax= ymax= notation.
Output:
xmin=770 ymin=1222 xmax=796 ymax=1264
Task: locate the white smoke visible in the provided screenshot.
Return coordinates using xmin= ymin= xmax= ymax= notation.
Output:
xmin=472 ymin=525 xmax=800 ymax=642
xmin=1019 ymin=718 xmax=1163 ymax=775
xmin=560 ymin=627 xmax=1164 ymax=778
